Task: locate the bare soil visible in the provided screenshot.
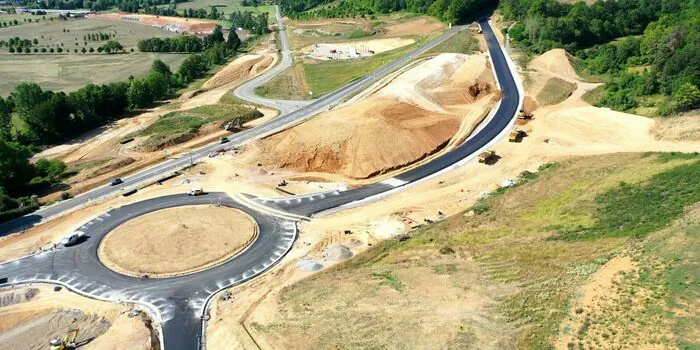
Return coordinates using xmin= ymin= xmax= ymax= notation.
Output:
xmin=0 ymin=284 xmax=153 ymax=350
xmin=249 ymin=53 xmax=497 ymax=179
xmin=89 ymin=12 xmax=217 ymax=35
xmin=98 ymin=205 xmax=258 ymax=278
xmin=384 ymin=17 xmax=446 ymax=37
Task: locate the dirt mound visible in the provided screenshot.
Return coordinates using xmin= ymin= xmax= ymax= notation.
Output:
xmin=99 ymin=205 xmax=257 ymax=278
xmin=253 ymin=53 xmax=496 ymax=179
xmin=202 ymin=54 xmax=274 ymax=90
xmin=528 ymin=48 xmax=579 ymax=81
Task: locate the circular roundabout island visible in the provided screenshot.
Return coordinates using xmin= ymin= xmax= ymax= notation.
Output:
xmin=98 ymin=205 xmax=258 ymax=278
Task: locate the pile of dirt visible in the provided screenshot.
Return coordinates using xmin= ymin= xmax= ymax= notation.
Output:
xmin=528 ymin=49 xmax=579 ymax=81
xmin=202 ymin=54 xmax=274 ymax=90
xmin=98 ymin=205 xmax=258 ymax=278
xmin=252 ymin=53 xmax=496 ymax=179
xmin=324 ymin=244 xmax=353 ymax=261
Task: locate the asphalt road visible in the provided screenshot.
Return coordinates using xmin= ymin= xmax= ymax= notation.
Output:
xmin=0 ymin=5 xmax=467 ymax=237
xmin=0 ymin=193 xmax=297 ymax=350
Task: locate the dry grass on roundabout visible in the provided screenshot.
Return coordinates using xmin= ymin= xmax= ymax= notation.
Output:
xmin=98 ymin=205 xmax=258 ymax=278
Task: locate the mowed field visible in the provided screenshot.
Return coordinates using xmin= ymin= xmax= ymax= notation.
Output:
xmin=0 ymin=14 xmax=188 ymax=95
xmin=156 ymin=0 xmax=275 ymax=23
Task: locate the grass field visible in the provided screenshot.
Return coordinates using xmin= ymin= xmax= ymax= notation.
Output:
xmin=424 ymin=30 xmax=479 ymax=55
xmin=256 ymin=153 xmax=700 ymax=349
xmin=132 ymin=103 xmax=262 ymax=150
xmin=0 ymin=15 xmax=188 ymax=95
xmin=156 ymin=0 xmax=275 ymax=25
xmin=255 ymin=60 xmax=311 ymax=100
xmin=304 ymin=43 xmax=415 ymax=96
xmin=536 ymin=77 xmax=577 ymax=105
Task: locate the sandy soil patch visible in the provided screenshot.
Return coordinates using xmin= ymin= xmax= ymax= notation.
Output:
xmin=651 ymin=114 xmax=700 ymax=142
xmin=529 ymin=48 xmax=580 ymax=82
xmin=0 ymin=284 xmax=153 ymax=349
xmin=385 ymin=17 xmax=446 ymax=37
xmin=201 ymin=54 xmax=275 ymax=91
xmin=249 ymin=52 xmax=496 ymax=179
xmin=89 ymin=12 xmax=217 ymax=35
xmin=99 ymin=205 xmax=257 ymax=278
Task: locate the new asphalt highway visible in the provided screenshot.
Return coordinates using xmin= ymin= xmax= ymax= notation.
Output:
xmin=0 ymin=5 xmax=467 ymax=237
xmin=0 ymin=11 xmax=521 ymax=350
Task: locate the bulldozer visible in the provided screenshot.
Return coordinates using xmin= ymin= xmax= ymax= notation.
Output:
xmin=478 ymin=149 xmax=496 ymax=163
xmin=49 ymin=328 xmax=79 ymax=350
xmin=508 ymin=129 xmax=526 ymax=142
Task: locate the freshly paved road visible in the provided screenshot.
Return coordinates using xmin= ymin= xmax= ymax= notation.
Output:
xmin=0 ymin=6 xmax=467 ymax=238
xmin=0 ymin=193 xmax=297 ymax=350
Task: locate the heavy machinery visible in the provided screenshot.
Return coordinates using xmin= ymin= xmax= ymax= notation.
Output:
xmin=478 ymin=149 xmax=496 ymax=163
xmin=517 ymin=109 xmax=533 ymax=120
xmin=223 ymin=117 xmax=242 ymax=131
xmin=49 ymin=328 xmax=79 ymax=350
xmin=508 ymin=129 xmax=527 ymax=142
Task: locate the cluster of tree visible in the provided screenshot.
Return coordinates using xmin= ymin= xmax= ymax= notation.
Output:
xmin=99 ymin=40 xmax=124 ymax=53
xmin=501 ymin=0 xmax=671 ymax=53
xmin=230 ymin=11 xmax=270 ymax=35
xmin=281 ymin=0 xmax=493 ymax=24
xmin=84 ymin=32 xmax=115 ymax=42
xmin=587 ymin=4 xmax=700 ymax=114
xmin=0 ymin=17 xmax=41 ymax=28
xmin=138 ymin=35 xmax=205 ymax=53
xmin=502 ymin=0 xmax=698 ymax=115
xmin=2 ymin=37 xmax=36 ymax=49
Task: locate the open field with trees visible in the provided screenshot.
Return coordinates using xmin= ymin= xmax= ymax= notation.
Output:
xmin=253 ymin=153 xmax=700 ymax=349
xmin=0 ymin=15 xmax=189 ymax=95
xmin=0 ymin=24 xmax=243 ymax=222
xmin=502 ymin=0 xmax=699 ymax=116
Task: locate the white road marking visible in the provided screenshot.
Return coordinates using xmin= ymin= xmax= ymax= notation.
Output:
xmin=381 ymin=177 xmax=408 ymax=187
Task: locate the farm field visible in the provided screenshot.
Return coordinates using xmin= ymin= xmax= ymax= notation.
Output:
xmin=155 ymin=0 xmax=276 ymax=23
xmin=0 ymin=15 xmax=189 ymax=95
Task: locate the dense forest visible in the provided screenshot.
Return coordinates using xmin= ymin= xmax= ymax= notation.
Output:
xmin=0 ymin=28 xmax=241 ymax=222
xmin=502 ymin=0 xmax=699 ymax=115
xmin=280 ymin=0 xmax=495 ymax=24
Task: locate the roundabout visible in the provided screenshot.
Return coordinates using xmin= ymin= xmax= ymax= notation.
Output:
xmin=98 ymin=205 xmax=258 ymax=278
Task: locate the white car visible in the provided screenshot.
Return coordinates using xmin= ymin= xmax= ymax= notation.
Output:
xmin=60 ymin=232 xmax=83 ymax=247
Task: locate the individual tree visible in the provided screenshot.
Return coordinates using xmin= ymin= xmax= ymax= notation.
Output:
xmin=32 ymin=38 xmax=38 ymax=45
xmin=127 ymin=79 xmax=152 ymax=108
xmin=227 ymin=29 xmax=241 ymax=51
xmin=152 ymin=59 xmax=172 ymax=77
xmin=144 ymin=71 xmax=169 ymax=100
xmin=0 ymin=97 xmax=12 ymax=141
xmin=674 ymin=82 xmax=700 ymax=111
xmin=0 ymin=140 xmax=33 ymax=195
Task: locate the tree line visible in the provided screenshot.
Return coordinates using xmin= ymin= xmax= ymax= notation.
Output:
xmin=502 ymin=0 xmax=699 ymax=115
xmin=0 ymin=27 xmax=242 ymax=222
xmin=280 ymin=0 xmax=493 ymax=24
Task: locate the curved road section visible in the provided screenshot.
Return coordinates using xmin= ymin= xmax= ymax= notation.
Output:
xmin=247 ymin=19 xmax=522 ymax=217
xmin=0 ymin=6 xmax=467 ymax=237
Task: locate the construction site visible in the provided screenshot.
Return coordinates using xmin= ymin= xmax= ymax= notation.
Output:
xmin=0 ymin=5 xmax=699 ymax=350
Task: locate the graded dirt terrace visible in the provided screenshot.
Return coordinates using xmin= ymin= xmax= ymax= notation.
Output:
xmin=98 ymin=205 xmax=258 ymax=278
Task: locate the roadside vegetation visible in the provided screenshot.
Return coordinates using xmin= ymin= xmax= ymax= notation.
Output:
xmin=255 ymin=61 xmax=311 ymax=100
xmin=536 ymin=77 xmax=576 ymax=106
xmin=131 ymin=104 xmax=263 ymax=151
xmin=424 ymin=30 xmax=479 ymax=55
xmin=258 ymin=153 xmax=700 ymax=349
xmin=502 ymin=0 xmax=699 ymax=116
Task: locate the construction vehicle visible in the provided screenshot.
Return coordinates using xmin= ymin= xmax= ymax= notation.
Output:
xmin=517 ymin=109 xmax=533 ymax=120
xmin=508 ymin=129 xmax=526 ymax=142
xmin=188 ymin=187 xmax=204 ymax=196
xmin=223 ymin=117 xmax=242 ymax=131
xmin=49 ymin=328 xmax=79 ymax=350
xmin=478 ymin=149 xmax=496 ymax=163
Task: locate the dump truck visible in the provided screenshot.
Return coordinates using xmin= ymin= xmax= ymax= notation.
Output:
xmin=478 ymin=149 xmax=496 ymax=163
xmin=509 ymin=129 xmax=526 ymax=142
xmin=50 ymin=328 xmax=79 ymax=350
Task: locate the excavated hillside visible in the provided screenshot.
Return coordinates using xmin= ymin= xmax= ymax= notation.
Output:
xmin=252 ymin=53 xmax=497 ymax=179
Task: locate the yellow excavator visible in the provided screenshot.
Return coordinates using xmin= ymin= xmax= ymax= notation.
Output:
xmin=49 ymin=328 xmax=79 ymax=350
